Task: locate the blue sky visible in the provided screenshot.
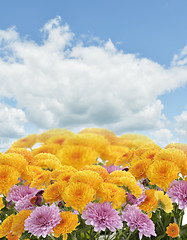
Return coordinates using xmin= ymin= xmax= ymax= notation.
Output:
xmin=1 ymin=0 xmax=187 ymax=150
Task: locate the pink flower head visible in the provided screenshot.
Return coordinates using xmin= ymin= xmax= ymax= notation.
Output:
xmin=24 ymin=204 xmax=61 ymax=238
xmin=122 ymin=205 xmax=156 ymax=240
xmin=167 ymin=180 xmax=187 ymax=210
xmin=82 ymin=202 xmax=123 ymax=232
xmin=102 ymin=165 xmax=122 ymax=174
xmin=6 ymin=184 xmax=39 ymax=212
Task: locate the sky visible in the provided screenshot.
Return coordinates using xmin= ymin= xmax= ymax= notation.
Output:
xmin=1 ymin=0 xmax=187 ymax=151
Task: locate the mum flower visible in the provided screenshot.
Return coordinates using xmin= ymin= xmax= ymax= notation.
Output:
xmin=167 ymin=180 xmax=187 ymax=209
xmin=122 ymin=205 xmax=156 ymax=240
xmin=155 ymin=191 xmax=173 ymax=213
xmin=53 ymin=211 xmax=79 ymax=239
xmin=6 ymin=184 xmax=39 ymax=212
xmin=139 ymin=189 xmax=158 ymax=213
xmin=0 ymin=215 xmax=14 ymax=238
xmin=62 ymin=182 xmax=96 ymax=212
xmin=146 ymin=160 xmax=180 ymax=190
xmin=82 ymin=202 xmax=123 ymax=232
xmin=0 ymin=165 xmax=19 ymax=195
xmin=166 ymin=223 xmax=179 ymax=238
xmin=24 ymin=204 xmax=61 ymax=238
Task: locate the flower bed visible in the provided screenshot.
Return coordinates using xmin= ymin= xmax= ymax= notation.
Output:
xmin=0 ymin=128 xmax=186 ymax=239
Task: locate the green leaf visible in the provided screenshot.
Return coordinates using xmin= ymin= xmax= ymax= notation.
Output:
xmin=180 ymin=224 xmax=187 ymax=240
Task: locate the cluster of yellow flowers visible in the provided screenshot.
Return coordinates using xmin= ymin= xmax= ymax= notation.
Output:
xmin=0 ymin=128 xmax=186 ymax=239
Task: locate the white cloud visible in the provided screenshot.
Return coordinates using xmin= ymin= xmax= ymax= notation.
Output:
xmin=150 ymin=128 xmax=173 ymax=147
xmin=174 ymin=110 xmax=187 ymax=138
xmin=1 ymin=17 xmax=187 ymax=139
xmin=0 ymin=103 xmax=26 ymax=137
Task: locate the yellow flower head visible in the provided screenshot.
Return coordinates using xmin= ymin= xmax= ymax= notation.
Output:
xmin=53 ymin=211 xmax=79 ymax=238
xmin=115 ymin=149 xmax=135 ymax=167
xmin=11 ymin=134 xmax=37 ymax=148
xmin=6 ymin=148 xmax=34 ymax=164
xmin=20 ymin=165 xmax=44 ymax=184
xmin=46 ymin=132 xmax=74 ymax=146
xmin=33 ymin=153 xmax=61 ymax=170
xmin=166 ymin=223 xmax=179 ymax=238
xmin=81 ymin=165 xmax=109 ymax=181
xmin=11 ymin=210 xmax=32 ymax=236
xmin=97 ymin=182 xmax=126 ymax=209
xmin=120 ymin=176 xmax=142 ymax=198
xmin=79 ymin=128 xmax=117 ymax=144
xmin=155 ymin=191 xmax=173 ymax=213
xmin=51 ymin=166 xmax=78 ymax=180
xmin=135 ymin=143 xmax=161 ymax=157
xmin=32 ymin=143 xmax=60 ymax=156
xmin=37 ymin=129 xmax=74 ymax=143
xmin=30 ymin=170 xmax=51 ymax=189
xmin=43 ymin=181 xmax=68 ymax=204
xmin=56 ymin=145 xmax=98 ymax=170
xmin=0 ymin=165 xmax=19 ymax=195
xmin=129 ymin=157 xmax=152 ymax=180
xmin=165 ymin=142 xmax=187 ymax=155
xmin=102 ymin=145 xmax=130 ymax=165
xmin=147 ymin=160 xmax=180 ymax=190
xmin=106 ymin=170 xmax=136 ymax=186
xmin=69 ymin=170 xmax=103 ymax=191
xmin=64 ymin=133 xmax=110 ymax=156
xmin=139 ymin=189 xmax=158 ymax=213
xmin=154 ymin=148 xmax=187 ymax=175
xmin=0 ymin=214 xmax=14 ymax=238
xmin=0 ymin=153 xmax=28 ymax=174
xmin=62 ymin=182 xmax=96 ymax=212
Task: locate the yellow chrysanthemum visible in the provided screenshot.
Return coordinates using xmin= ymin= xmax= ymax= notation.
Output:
xmin=97 ymin=182 xmax=126 ymax=209
xmin=139 ymin=189 xmax=158 ymax=213
xmin=6 ymin=148 xmax=34 ymax=164
xmin=102 ymin=145 xmax=130 ymax=165
xmin=11 ymin=210 xmax=32 ymax=236
xmin=20 ymin=165 xmax=44 ymax=184
xmin=37 ymin=129 xmax=74 ymax=143
xmin=120 ymin=176 xmax=142 ymax=198
xmin=0 ymin=197 xmax=4 ymax=210
xmin=30 ymin=170 xmax=51 ymax=189
xmin=53 ymin=211 xmax=79 ymax=238
xmin=0 ymin=153 xmax=28 ymax=174
xmin=147 ymin=160 xmax=180 ymax=190
xmin=0 ymin=165 xmax=19 ymax=195
xmin=155 ymin=191 xmax=173 ymax=213
xmin=11 ymin=134 xmax=37 ymax=148
xmin=69 ymin=170 xmax=103 ymax=191
xmin=43 ymin=181 xmax=68 ymax=204
xmin=51 ymin=166 xmax=78 ymax=180
xmin=32 ymin=143 xmax=60 ymax=156
xmin=141 ymin=148 xmax=160 ymax=162
xmin=55 ymin=171 xmax=77 ymax=183
xmin=0 ymin=214 xmax=14 ymax=238
xmin=33 ymin=153 xmax=61 ymax=170
xmin=165 ymin=142 xmax=187 ymax=155
xmin=106 ymin=170 xmax=136 ymax=186
xmin=46 ymin=132 xmax=74 ymax=146
xmin=154 ymin=148 xmax=187 ymax=175
xmin=79 ymin=128 xmax=117 ymax=144
xmin=129 ymin=157 xmax=152 ymax=180
xmin=56 ymin=145 xmax=98 ymax=170
xmin=135 ymin=143 xmax=161 ymax=157
xmin=64 ymin=133 xmax=110 ymax=156
xmin=116 ymin=133 xmax=154 ymax=149
xmin=115 ymin=149 xmax=135 ymax=167
xmin=62 ymin=182 xmax=96 ymax=212
xmin=81 ymin=165 xmax=109 ymax=181
xmin=166 ymin=223 xmax=179 ymax=238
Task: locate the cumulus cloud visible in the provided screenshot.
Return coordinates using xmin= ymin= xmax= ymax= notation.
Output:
xmin=1 ymin=16 xmax=187 ymax=139
xmin=150 ymin=128 xmax=173 ymax=147
xmin=174 ymin=109 xmax=187 ymax=138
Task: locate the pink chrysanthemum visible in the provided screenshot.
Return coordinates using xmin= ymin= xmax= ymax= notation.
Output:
xmin=122 ymin=205 xmax=156 ymax=240
xmin=6 ymin=184 xmax=39 ymax=211
xmin=167 ymin=180 xmax=187 ymax=209
xmin=102 ymin=165 xmax=122 ymax=174
xmin=82 ymin=202 xmax=123 ymax=232
xmin=24 ymin=204 xmax=61 ymax=238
